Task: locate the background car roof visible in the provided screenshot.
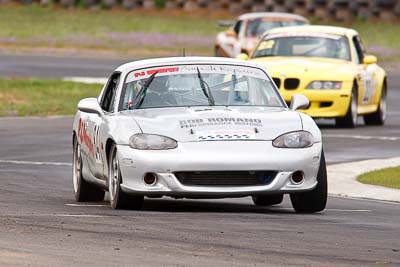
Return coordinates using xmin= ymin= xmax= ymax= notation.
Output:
xmin=115 ymin=56 xmax=265 ymax=73
xmin=263 ymin=25 xmax=358 ymax=38
xmin=238 ymin=12 xmax=309 ymax=22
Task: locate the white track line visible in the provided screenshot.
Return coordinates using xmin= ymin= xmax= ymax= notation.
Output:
xmin=0 ymin=159 xmax=71 ymax=167
xmin=330 ymin=195 xmax=400 ymax=205
xmin=325 ymin=209 xmax=371 ymax=212
xmin=275 ymin=207 xmax=371 ymax=212
xmin=66 ymin=204 xmax=108 ymax=207
xmin=0 ymin=214 xmax=106 ymax=218
xmin=47 ymin=214 xmax=105 ymax=218
xmin=323 ymin=134 xmax=400 ymax=141
xmin=63 ymin=77 xmax=108 ymax=84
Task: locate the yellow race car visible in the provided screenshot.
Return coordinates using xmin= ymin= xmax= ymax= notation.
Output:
xmin=239 ymin=25 xmax=387 ymax=128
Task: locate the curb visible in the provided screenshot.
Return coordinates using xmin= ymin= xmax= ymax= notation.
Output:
xmin=327 ymin=157 xmax=400 ymax=202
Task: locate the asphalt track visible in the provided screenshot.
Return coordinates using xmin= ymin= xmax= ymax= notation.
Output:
xmin=0 ymin=54 xmax=399 ymax=266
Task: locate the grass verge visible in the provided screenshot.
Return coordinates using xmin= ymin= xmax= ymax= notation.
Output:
xmin=0 ymin=4 xmax=221 ymax=38
xmin=1 ymin=4 xmax=400 ymax=61
xmin=0 ymin=79 xmax=102 ymax=117
xmin=357 ymin=166 xmax=400 ymax=190
xmin=0 ymin=4 xmax=222 ymax=56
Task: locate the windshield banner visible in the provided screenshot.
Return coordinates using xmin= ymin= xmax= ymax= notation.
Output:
xmin=126 ymin=64 xmax=266 ymax=83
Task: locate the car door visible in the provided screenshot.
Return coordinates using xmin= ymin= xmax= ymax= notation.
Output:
xmin=222 ymin=20 xmax=243 ymax=57
xmin=232 ymin=20 xmax=244 ymax=57
xmin=352 ymin=35 xmax=377 ymax=105
xmin=88 ymin=72 xmax=121 ymax=179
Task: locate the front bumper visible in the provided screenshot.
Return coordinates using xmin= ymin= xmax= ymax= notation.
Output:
xmin=117 ymin=141 xmax=322 ymax=198
xmin=281 ymin=87 xmax=352 ymax=118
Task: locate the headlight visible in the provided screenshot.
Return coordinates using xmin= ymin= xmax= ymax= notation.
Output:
xmin=273 ymin=131 xmax=314 ymax=148
xmin=129 ymin=134 xmax=177 ymax=150
xmin=306 ymin=81 xmax=342 ymax=90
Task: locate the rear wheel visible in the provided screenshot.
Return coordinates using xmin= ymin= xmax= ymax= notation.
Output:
xmin=252 ymin=194 xmax=283 ymax=206
xmin=336 ymin=84 xmax=358 ymax=128
xmin=72 ymin=136 xmax=105 ymax=202
xmin=364 ymin=83 xmax=387 ymax=126
xmin=290 ymin=151 xmax=328 ymax=213
xmin=108 ymin=144 xmax=144 ymax=210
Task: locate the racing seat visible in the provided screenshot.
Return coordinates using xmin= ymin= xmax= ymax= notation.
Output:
xmin=141 ymin=92 xmax=178 ymax=108
xmin=141 ymin=92 xmax=164 ymax=108
xmin=161 ymin=92 xmax=178 ymax=106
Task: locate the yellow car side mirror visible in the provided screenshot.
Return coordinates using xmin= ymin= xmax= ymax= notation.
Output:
xmin=363 ymin=55 xmax=377 ymax=65
xmin=236 ymin=53 xmax=249 ymax=60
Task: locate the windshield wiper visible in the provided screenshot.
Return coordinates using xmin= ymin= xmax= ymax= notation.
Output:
xmin=134 ymin=71 xmax=158 ymax=109
xmin=196 ymin=67 xmax=215 ymax=106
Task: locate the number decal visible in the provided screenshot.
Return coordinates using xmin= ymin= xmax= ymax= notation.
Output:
xmin=361 ymin=67 xmax=375 ymax=104
xmin=93 ymin=124 xmax=102 ymax=163
xmin=362 ymin=78 xmax=372 ymax=103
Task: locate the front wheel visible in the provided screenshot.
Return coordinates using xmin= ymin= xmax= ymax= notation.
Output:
xmin=290 ymin=151 xmax=328 ymax=213
xmin=336 ymin=85 xmax=358 ymax=128
xmin=72 ymin=136 xmax=105 ymax=202
xmin=364 ymin=83 xmax=387 ymax=126
xmin=108 ymin=144 xmax=144 ymax=210
xmin=252 ymin=194 xmax=283 ymax=206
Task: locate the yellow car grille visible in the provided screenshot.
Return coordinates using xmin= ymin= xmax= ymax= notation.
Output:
xmin=272 ymin=77 xmax=300 ymax=90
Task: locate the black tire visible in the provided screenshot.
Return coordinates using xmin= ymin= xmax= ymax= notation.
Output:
xmin=290 ymin=151 xmax=328 ymax=213
xmin=336 ymin=84 xmax=358 ymax=128
xmin=72 ymin=136 xmax=105 ymax=202
xmin=252 ymin=194 xmax=284 ymax=206
xmin=108 ymin=144 xmax=144 ymax=210
xmin=364 ymin=82 xmax=387 ymax=126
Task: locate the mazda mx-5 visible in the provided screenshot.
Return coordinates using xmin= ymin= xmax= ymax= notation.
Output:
xmin=72 ymin=57 xmax=327 ymax=213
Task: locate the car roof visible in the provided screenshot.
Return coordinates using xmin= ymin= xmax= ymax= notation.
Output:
xmin=263 ymin=25 xmax=358 ymax=38
xmin=115 ymin=56 xmax=264 ymax=73
xmin=238 ymin=12 xmax=308 ymax=22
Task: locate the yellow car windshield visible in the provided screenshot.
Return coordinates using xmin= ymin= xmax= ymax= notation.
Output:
xmin=253 ymin=35 xmax=350 ymax=61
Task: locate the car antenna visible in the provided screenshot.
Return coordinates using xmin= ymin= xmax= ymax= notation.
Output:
xmin=183 ymin=48 xmax=186 ymax=57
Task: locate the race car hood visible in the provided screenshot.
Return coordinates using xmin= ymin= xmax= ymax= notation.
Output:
xmin=251 ymin=57 xmax=354 ymax=81
xmin=121 ymin=106 xmax=302 ymax=142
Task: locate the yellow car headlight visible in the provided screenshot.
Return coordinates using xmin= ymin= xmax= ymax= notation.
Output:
xmin=307 ymin=81 xmax=342 ymax=90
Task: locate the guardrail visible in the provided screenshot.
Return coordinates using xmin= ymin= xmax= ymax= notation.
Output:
xmin=3 ymin=0 xmax=400 ymax=22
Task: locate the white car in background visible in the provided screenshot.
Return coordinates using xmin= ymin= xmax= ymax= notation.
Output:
xmin=215 ymin=12 xmax=309 ymax=58
xmin=72 ymin=57 xmax=327 ymax=213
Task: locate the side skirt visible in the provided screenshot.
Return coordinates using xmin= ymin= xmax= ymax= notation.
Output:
xmin=81 ymin=154 xmax=107 ymax=190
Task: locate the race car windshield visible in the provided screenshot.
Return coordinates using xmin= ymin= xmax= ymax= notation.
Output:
xmin=121 ymin=65 xmax=284 ymax=110
xmin=245 ymin=19 xmax=307 ymax=37
xmin=252 ymin=35 xmax=350 ymax=61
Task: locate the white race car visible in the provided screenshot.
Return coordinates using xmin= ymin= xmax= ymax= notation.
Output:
xmin=215 ymin=12 xmax=309 ymax=58
xmin=72 ymin=57 xmax=327 ymax=213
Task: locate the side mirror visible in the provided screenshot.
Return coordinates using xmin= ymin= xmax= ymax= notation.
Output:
xmin=363 ymin=54 xmax=377 ymax=65
xmin=78 ymin=98 xmax=103 ymax=116
xmin=290 ymin=94 xmax=309 ymax=110
xmin=236 ymin=53 xmax=249 ymax=60
xmin=225 ymin=30 xmax=237 ymax=38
